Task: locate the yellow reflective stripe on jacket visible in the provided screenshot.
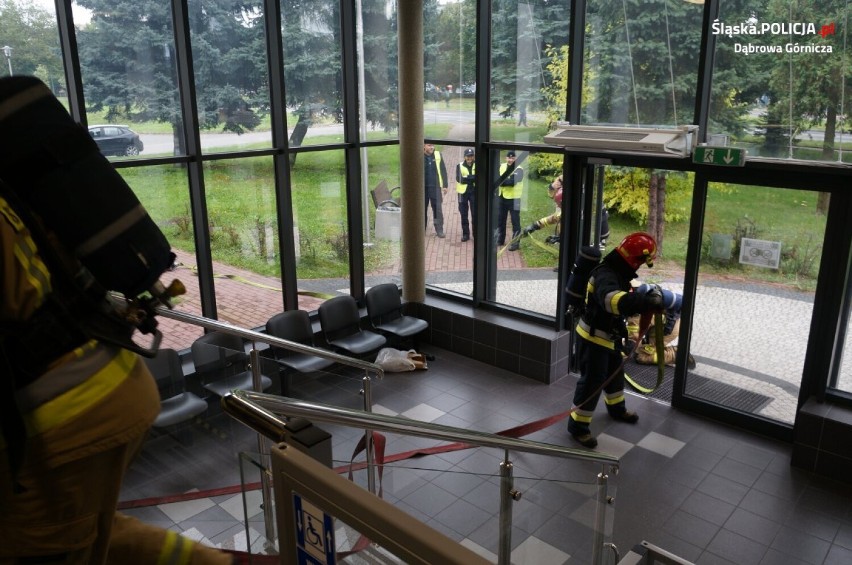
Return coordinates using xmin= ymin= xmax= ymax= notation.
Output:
xmin=434 ymin=150 xmax=445 ymax=187
xmin=1 ymin=195 xmax=52 ymax=310
xmin=457 ymin=162 xmax=475 ymax=193
xmin=576 ymin=320 xmax=616 ymax=350
xmin=605 ymin=290 xmax=627 ymax=315
xmin=498 ymin=164 xmax=524 ymax=199
xmin=535 ymin=210 xmax=560 ymax=228
xmin=11 ymin=230 xmax=51 ymax=303
xmin=158 ymin=530 xmax=194 ymax=565
xmin=24 ymin=348 xmax=138 ymax=435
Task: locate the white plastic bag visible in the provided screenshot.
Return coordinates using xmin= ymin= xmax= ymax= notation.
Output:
xmin=375 ymin=348 xmax=416 ymax=372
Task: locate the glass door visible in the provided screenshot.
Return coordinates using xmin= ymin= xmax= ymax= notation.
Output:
xmin=685 ymin=184 xmax=828 ymax=425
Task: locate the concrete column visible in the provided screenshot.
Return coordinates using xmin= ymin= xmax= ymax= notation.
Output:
xmin=398 ymin=1 xmax=425 ymax=302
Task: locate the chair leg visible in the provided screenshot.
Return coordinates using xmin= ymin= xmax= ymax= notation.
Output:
xmin=282 ymin=369 xmax=291 ymax=397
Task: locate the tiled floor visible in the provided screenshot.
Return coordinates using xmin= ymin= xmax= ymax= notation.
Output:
xmin=121 ymin=345 xmax=852 ymax=564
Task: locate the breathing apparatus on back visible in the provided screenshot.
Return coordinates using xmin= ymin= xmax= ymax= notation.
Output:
xmin=0 ymin=76 xmax=183 ymax=358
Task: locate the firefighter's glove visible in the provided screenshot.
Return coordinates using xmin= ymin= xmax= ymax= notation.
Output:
xmin=522 ymin=223 xmax=539 ymax=236
xmin=644 ymin=285 xmax=664 ymax=311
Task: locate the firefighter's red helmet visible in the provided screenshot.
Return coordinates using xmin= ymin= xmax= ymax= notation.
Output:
xmin=616 ymin=232 xmax=657 ymax=269
xmin=554 ymin=188 xmax=563 ymax=207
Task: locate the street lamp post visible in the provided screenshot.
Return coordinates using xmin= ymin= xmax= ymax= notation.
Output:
xmin=1 ymin=46 xmax=12 ymax=76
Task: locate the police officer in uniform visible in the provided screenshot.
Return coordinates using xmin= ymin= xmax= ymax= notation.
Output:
xmin=455 ymin=148 xmax=476 ymax=242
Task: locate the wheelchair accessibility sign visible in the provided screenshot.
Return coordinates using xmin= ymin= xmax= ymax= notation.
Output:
xmin=293 ymin=493 xmax=336 ymax=564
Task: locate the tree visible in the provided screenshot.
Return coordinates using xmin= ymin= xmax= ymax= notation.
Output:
xmin=704 ymin=1 xmax=773 ymax=136
xmin=584 ymin=0 xmax=705 ymax=126
xmin=490 ymin=0 xmax=570 ymax=120
xmin=431 ymin=0 xmax=476 ymax=97
xmin=0 ymin=0 xmax=65 ymax=93
xmin=361 ymin=0 xmax=399 ymax=132
xmin=77 ymin=0 xmax=268 ymax=155
xmin=763 ymin=0 xmax=852 ymax=213
xmin=281 ymin=0 xmax=341 ymax=152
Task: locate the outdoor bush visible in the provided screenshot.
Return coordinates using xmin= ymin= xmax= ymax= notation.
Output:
xmin=781 ymin=233 xmax=822 ymax=279
xmin=252 ymin=217 xmax=277 ymax=264
xmin=603 ymin=168 xmax=692 ymax=224
xmin=526 ymin=153 xmax=563 ymax=180
xmin=172 ymin=205 xmax=192 ymax=237
xmin=327 ymin=224 xmax=349 ymax=262
xmin=731 ymin=216 xmax=762 ymax=262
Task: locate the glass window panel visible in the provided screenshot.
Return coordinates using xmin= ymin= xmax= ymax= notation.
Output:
xmin=203 ymin=157 xmax=283 ymax=329
xmin=118 ymin=164 xmax=203 ymax=351
xmin=290 ymin=149 xmax=350 ymax=303
xmin=489 ymin=0 xmax=571 ymax=143
xmin=708 ymin=2 xmax=852 ymax=163
xmin=423 ymin=143 xmax=474 ymax=293
xmin=688 ymin=185 xmax=826 ymax=424
xmin=363 ymin=146 xmax=402 ymax=283
xmin=835 ymin=294 xmax=852 ymax=394
xmin=1 ymin=0 xmax=65 ymax=93
xmin=423 ymin=0 xmax=479 ymax=143
xmin=480 ymin=148 xmax=619 ymax=317
xmin=485 ymin=148 xmax=559 ymax=315
xmin=189 ymin=0 xmax=272 ymax=154
xmin=281 ymin=1 xmax=344 ymax=147
xmin=359 ymin=0 xmax=399 ymax=143
xmin=583 ymin=0 xmax=701 ymax=127
xmin=75 ymin=1 xmax=183 ymax=160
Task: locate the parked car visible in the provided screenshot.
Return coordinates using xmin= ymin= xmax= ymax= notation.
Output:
xmin=88 ymin=125 xmax=144 ymax=156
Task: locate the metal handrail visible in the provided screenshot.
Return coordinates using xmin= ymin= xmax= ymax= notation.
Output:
xmin=225 ymin=390 xmax=619 ymax=565
xmin=154 ymin=307 xmax=620 ymax=564
xmin=226 ymin=390 xmax=620 ymax=466
xmin=155 ymin=306 xmax=385 ymax=377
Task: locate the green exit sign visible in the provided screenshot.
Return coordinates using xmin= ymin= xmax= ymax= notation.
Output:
xmin=693 ymin=146 xmax=746 ymax=167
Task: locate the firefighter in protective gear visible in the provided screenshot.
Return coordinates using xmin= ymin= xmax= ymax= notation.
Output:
xmin=567 ymin=232 xmax=663 ymax=448
xmin=522 ymin=177 xmax=610 ymax=248
xmin=0 ymin=188 xmax=232 ymax=564
xmin=522 ymin=187 xmax=563 ymax=236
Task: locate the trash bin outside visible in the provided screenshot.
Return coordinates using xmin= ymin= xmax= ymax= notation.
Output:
xmin=375 ymin=201 xmax=401 ymax=241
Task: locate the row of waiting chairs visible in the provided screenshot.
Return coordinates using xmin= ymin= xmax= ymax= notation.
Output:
xmin=145 ymin=283 xmax=428 ymax=432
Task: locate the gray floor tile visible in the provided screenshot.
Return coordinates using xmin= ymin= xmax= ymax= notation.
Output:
xmin=723 ymin=507 xmax=782 ymax=546
xmin=769 ymin=524 xmax=831 ymax=564
xmin=824 ymin=543 xmax=852 ymax=565
xmin=705 ymin=528 xmax=768 ymax=564
xmin=118 ymin=344 xmax=852 ymax=563
xmin=680 ymin=490 xmax=736 ymax=527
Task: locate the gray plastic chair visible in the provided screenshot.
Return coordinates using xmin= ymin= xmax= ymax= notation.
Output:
xmin=143 ymin=348 xmax=208 ymax=429
xmin=365 ymin=283 xmax=429 ymax=347
xmin=190 ymin=331 xmax=273 ymax=397
xmin=266 ymin=310 xmax=336 ymax=395
xmin=318 ymin=295 xmax=387 ymax=356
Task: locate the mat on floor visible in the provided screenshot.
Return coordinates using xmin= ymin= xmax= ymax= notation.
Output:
xmin=624 ymin=360 xmax=772 ymax=414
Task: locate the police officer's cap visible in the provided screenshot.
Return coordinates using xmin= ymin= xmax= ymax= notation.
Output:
xmin=464 ymin=148 xmax=475 ymax=156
